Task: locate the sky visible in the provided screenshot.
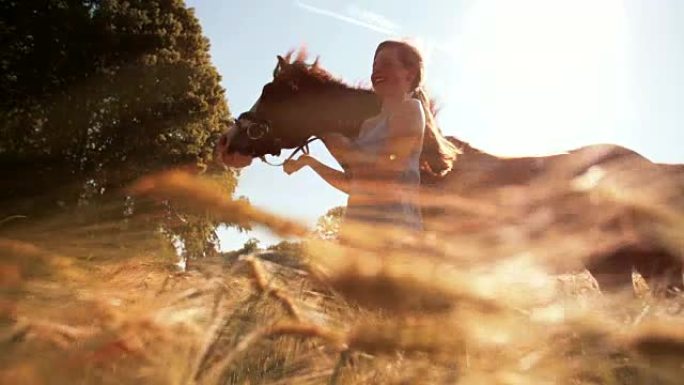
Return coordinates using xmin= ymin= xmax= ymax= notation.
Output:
xmin=185 ymin=0 xmax=684 ymax=251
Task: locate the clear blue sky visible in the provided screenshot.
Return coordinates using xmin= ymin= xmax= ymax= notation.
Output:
xmin=185 ymin=0 xmax=684 ymax=251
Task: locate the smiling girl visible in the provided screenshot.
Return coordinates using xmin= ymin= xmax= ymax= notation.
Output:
xmin=284 ymin=40 xmax=458 ymax=236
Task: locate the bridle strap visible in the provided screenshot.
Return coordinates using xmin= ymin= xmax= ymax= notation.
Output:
xmin=251 ymin=118 xmax=355 ymax=167
xmin=259 ymin=136 xmax=321 ymax=167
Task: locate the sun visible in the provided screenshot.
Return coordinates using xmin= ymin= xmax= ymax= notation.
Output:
xmin=445 ymin=0 xmax=629 ymax=157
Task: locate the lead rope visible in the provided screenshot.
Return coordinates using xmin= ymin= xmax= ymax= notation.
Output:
xmin=259 ymin=136 xmax=320 ymax=167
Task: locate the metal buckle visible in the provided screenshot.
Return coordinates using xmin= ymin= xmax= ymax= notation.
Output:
xmin=246 ymin=121 xmax=269 ymax=140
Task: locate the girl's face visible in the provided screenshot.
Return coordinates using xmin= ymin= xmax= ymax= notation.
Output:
xmin=371 ymin=47 xmax=415 ymax=99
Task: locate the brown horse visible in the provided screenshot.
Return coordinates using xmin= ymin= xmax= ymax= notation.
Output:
xmin=215 ymin=52 xmax=684 ymax=296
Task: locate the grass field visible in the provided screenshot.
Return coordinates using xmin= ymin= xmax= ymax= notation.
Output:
xmin=1 ymin=168 xmax=683 ymax=385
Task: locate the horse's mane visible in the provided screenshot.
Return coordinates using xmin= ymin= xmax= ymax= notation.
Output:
xmin=278 ymin=48 xmax=450 ymax=116
xmin=277 ymin=48 xmax=484 ymax=158
xmin=276 ymin=49 xmax=360 ymax=91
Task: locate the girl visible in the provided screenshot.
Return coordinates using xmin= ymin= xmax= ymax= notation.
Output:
xmin=284 ymin=40 xmax=458 ymax=237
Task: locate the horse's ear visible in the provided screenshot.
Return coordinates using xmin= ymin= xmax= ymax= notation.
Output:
xmin=277 ymin=55 xmax=287 ymax=67
xmin=312 ymin=56 xmax=320 ymax=69
xmin=274 ymin=55 xmax=288 ymax=78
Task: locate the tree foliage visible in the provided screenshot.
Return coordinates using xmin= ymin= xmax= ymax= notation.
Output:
xmin=0 ymin=0 xmax=240 ymax=260
xmin=314 ymin=206 xmax=346 ymax=240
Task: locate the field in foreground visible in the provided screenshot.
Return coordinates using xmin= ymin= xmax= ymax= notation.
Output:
xmin=2 ymin=169 xmax=684 ymax=385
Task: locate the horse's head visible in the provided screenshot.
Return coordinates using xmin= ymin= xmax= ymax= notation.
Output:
xmin=215 ymin=51 xmax=380 ymax=168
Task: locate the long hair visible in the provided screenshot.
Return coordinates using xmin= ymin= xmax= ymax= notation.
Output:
xmin=374 ymin=40 xmax=459 ymax=178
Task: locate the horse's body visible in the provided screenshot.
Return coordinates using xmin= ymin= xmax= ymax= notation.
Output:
xmin=215 ymin=52 xmax=684 ymax=295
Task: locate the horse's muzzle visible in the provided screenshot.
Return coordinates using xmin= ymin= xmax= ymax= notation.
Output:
xmin=214 ymin=123 xmax=254 ymax=169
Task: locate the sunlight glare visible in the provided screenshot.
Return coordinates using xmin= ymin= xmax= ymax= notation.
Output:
xmin=453 ymin=0 xmax=628 ymax=156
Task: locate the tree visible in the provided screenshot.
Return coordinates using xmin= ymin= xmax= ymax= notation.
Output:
xmin=241 ymin=237 xmax=261 ymax=254
xmin=267 ymin=240 xmax=305 ymax=254
xmin=0 ymin=0 xmax=241 ymax=260
xmin=314 ymin=206 xmax=346 ymax=240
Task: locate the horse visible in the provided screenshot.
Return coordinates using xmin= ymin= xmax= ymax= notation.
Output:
xmin=215 ymin=51 xmax=684 ymax=296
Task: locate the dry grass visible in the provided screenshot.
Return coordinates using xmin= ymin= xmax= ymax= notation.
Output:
xmin=1 ymin=165 xmax=683 ymax=385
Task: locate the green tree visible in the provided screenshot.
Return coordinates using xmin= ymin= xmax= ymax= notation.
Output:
xmin=314 ymin=206 xmax=346 ymax=240
xmin=0 ymin=0 xmax=240 ymax=261
xmin=240 ymin=237 xmax=261 ymax=255
xmin=267 ymin=240 xmax=304 ymax=254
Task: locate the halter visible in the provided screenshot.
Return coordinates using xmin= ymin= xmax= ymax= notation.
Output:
xmin=235 ymin=111 xmax=322 ymax=168
xmin=236 ymin=111 xmax=358 ymax=168
xmin=258 ymin=117 xmax=359 ymax=167
xmin=259 ymin=137 xmax=319 ymax=167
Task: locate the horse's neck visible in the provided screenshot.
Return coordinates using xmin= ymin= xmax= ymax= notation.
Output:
xmin=312 ymin=89 xmax=379 ymax=138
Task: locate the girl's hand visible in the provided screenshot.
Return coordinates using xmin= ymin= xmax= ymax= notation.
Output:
xmin=283 ymin=155 xmax=313 ymax=175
